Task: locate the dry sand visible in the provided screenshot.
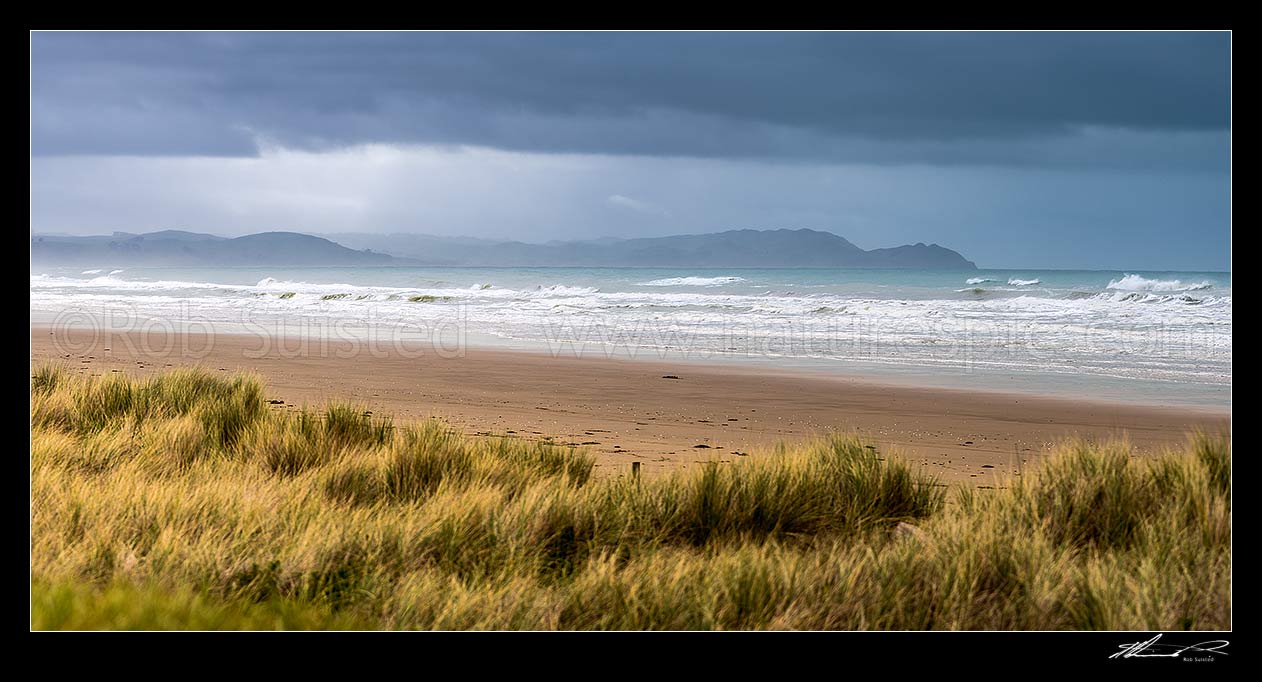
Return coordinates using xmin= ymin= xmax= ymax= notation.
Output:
xmin=31 ymin=325 xmax=1229 ymax=485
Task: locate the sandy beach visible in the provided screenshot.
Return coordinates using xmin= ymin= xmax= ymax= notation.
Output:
xmin=30 ymin=324 xmax=1229 ymax=484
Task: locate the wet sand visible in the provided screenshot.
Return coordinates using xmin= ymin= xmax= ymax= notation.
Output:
xmin=30 ymin=325 xmax=1230 ymax=484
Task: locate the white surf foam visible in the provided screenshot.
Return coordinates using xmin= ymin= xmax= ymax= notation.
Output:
xmin=1106 ymin=274 xmax=1214 ymax=292
xmin=31 ymin=275 xmax=227 ymax=291
xmin=639 ymin=276 xmax=747 ymax=287
xmin=1007 ymin=278 xmax=1040 ymax=286
xmin=534 ymin=284 xmax=601 ymax=296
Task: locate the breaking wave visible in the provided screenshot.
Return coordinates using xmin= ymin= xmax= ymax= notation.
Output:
xmin=639 ymin=276 xmax=747 ymax=287
xmin=1106 ymin=274 xmax=1214 ymax=292
xmin=535 ymin=284 xmax=600 ymax=296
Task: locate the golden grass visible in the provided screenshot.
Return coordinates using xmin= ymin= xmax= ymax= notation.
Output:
xmin=30 ymin=365 xmax=1230 ymax=630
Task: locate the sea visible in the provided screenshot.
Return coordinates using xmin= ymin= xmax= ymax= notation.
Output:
xmin=30 ymin=266 xmax=1231 ymax=409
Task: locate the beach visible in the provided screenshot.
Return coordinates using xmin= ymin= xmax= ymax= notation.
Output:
xmin=31 ymin=324 xmax=1229 ymax=484
xmin=28 ymin=31 xmax=1236 ymax=636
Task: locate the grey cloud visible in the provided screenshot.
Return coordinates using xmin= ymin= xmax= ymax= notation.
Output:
xmin=28 ymin=147 xmax=1231 ymax=270
xmin=30 ymin=31 xmax=1230 ymax=167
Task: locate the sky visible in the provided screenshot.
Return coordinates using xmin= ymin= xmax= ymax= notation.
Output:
xmin=29 ymin=31 xmax=1231 ymax=270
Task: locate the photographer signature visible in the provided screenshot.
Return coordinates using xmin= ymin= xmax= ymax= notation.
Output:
xmin=1110 ymin=634 xmax=1230 ymax=660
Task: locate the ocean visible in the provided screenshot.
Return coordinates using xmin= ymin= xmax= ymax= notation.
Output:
xmin=30 ymin=265 xmax=1231 ymax=408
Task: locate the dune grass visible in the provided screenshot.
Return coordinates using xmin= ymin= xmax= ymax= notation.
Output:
xmin=30 ymin=365 xmax=1230 ymax=630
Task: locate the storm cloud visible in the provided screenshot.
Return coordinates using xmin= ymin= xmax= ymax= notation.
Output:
xmin=28 ymin=31 xmax=1232 ymax=269
xmin=30 ymin=31 xmax=1229 ymax=167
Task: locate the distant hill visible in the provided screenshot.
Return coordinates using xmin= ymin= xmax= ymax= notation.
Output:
xmin=31 ymin=228 xmax=977 ymax=269
xmin=30 ymin=231 xmax=399 ymax=267
xmin=320 ymin=228 xmax=978 ymax=269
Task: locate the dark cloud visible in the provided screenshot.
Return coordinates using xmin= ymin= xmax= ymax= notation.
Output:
xmin=30 ymin=31 xmax=1230 ymax=166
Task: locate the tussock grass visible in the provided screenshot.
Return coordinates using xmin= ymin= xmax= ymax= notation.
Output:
xmin=30 ymin=366 xmax=1230 ymax=630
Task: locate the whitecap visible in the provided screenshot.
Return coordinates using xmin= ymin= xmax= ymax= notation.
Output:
xmin=534 ymin=284 xmax=600 ymax=296
xmin=639 ymin=276 xmax=747 ymax=287
xmin=1106 ymin=274 xmax=1213 ymax=292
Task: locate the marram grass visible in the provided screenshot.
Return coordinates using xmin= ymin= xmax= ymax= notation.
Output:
xmin=30 ymin=365 xmax=1230 ymax=630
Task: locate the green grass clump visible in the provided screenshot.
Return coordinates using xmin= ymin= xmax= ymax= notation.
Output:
xmin=30 ymin=365 xmax=1230 ymax=630
xmin=32 ymin=581 xmax=368 ymax=630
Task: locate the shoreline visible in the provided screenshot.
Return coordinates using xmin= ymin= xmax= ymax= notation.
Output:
xmin=30 ymin=324 xmax=1230 ymax=484
xmin=443 ymin=336 xmax=1232 ymax=412
xmin=28 ymin=307 xmax=1230 ymax=411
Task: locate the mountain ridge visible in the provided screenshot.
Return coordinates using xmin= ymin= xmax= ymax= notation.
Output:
xmin=30 ymin=231 xmax=398 ymax=267
xmin=324 ymin=228 xmax=978 ymax=269
xmin=31 ymin=228 xmax=977 ymax=269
